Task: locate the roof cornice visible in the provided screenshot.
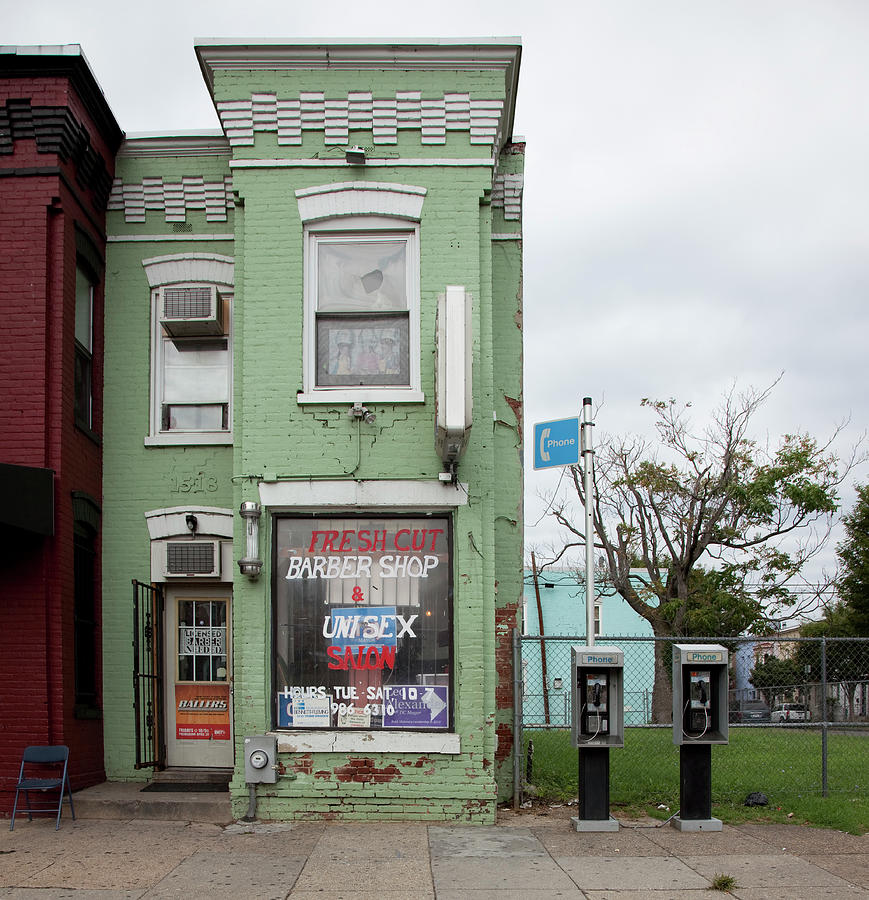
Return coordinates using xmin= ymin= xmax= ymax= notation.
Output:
xmin=0 ymin=44 xmax=123 ymax=150
xmin=195 ymin=39 xmax=521 ymax=148
xmin=119 ymin=131 xmax=230 ymax=158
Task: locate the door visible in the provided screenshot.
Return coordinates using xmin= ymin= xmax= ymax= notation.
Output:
xmin=165 ymin=587 xmax=233 ymax=768
xmin=133 ymin=580 xmax=165 ymax=769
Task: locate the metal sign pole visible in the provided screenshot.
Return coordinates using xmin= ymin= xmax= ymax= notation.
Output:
xmin=582 ymin=397 xmax=595 ymax=646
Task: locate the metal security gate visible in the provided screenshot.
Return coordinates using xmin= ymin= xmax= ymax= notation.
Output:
xmin=133 ymin=580 xmax=165 ymax=770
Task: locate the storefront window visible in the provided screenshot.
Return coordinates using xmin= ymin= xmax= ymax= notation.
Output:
xmin=273 ymin=515 xmax=451 ymax=731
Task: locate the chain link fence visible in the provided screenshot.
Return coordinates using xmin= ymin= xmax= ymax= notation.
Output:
xmin=514 ymin=633 xmax=869 ymax=806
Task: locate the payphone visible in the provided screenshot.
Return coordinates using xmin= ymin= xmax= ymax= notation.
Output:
xmin=671 ymin=644 xmax=728 ymax=832
xmin=672 ymin=644 xmax=729 ymax=745
xmin=571 ymin=646 xmax=624 ymax=748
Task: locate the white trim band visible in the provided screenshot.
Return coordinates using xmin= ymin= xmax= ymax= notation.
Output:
xmin=259 ymin=479 xmax=468 ymax=510
xmin=274 ymin=730 xmax=461 ymax=754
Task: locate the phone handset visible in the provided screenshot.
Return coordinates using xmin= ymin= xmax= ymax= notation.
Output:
xmin=684 ymin=669 xmax=711 ymax=738
xmin=580 ymin=671 xmax=609 ymax=738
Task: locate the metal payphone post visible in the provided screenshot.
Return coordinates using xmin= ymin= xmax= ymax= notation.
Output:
xmin=671 ymin=644 xmax=729 ymax=831
xmin=570 ymin=645 xmax=624 ymax=833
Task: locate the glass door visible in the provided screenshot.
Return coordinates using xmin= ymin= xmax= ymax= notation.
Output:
xmin=165 ymin=589 xmax=233 ymax=768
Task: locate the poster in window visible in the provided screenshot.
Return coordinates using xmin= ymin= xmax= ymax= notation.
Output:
xmin=175 ymin=684 xmax=231 ymax=740
xmin=316 ymin=316 xmax=409 ymax=387
xmin=274 ymin=517 xmax=451 ymax=731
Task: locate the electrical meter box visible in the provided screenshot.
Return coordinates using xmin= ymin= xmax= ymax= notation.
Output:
xmin=244 ymin=734 xmax=277 ymax=783
xmin=571 ymin=645 xmax=624 ymax=748
xmin=672 ymin=644 xmax=729 ymax=746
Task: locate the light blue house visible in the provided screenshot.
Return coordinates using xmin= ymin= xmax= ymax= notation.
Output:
xmin=522 ymin=569 xmax=655 ymax=726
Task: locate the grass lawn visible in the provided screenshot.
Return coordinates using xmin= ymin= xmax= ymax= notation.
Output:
xmin=523 ymin=726 xmax=869 ymax=834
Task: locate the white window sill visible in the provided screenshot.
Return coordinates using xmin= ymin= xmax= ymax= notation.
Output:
xmin=297 ymin=389 xmax=425 ymax=405
xmin=273 ymin=730 xmax=460 ymax=754
xmin=145 ymin=432 xmax=233 ymax=447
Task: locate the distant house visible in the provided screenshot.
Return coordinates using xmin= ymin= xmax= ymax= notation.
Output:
xmin=522 ymin=569 xmax=655 ymax=725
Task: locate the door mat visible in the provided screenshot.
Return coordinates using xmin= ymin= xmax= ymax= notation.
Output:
xmin=140 ymin=782 xmax=228 ymax=793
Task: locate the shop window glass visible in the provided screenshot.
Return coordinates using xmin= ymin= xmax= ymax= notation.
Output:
xmin=274 ymin=516 xmax=451 ymax=731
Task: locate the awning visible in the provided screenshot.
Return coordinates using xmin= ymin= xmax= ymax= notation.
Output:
xmin=0 ymin=462 xmax=54 ymax=536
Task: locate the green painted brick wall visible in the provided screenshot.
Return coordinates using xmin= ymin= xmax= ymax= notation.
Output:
xmin=102 ymin=54 xmax=523 ymax=821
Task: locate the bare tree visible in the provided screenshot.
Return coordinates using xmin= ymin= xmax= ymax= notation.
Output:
xmin=547 ymin=382 xmax=857 ymax=722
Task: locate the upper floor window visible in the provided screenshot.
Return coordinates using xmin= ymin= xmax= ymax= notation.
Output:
xmin=310 ymin=230 xmax=414 ymax=392
xmin=296 ymin=184 xmax=426 ymax=404
xmin=149 ymin=284 xmax=232 ymax=444
xmin=143 ymin=254 xmax=235 ymax=446
xmin=74 ymin=264 xmax=94 ymax=429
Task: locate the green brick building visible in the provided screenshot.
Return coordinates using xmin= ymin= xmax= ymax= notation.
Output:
xmin=102 ymin=40 xmax=524 ymax=822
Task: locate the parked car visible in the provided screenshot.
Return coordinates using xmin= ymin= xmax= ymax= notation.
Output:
xmin=771 ymin=702 xmax=810 ymax=722
xmin=731 ymin=701 xmax=771 ymax=723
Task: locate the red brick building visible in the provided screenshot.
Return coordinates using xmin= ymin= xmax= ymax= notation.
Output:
xmin=0 ymin=46 xmax=122 ymax=812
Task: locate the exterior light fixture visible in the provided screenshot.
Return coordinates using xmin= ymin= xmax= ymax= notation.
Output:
xmin=185 ymin=513 xmax=198 ymax=534
xmin=238 ymin=501 xmax=263 ymax=578
xmin=345 ymin=145 xmax=366 ymax=165
xmin=349 ymin=402 xmax=376 ymax=425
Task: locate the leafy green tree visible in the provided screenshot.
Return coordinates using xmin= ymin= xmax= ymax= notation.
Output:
xmin=794 ymin=614 xmax=868 ymax=720
xmin=836 ymin=484 xmax=869 ymax=636
xmin=749 ymin=655 xmax=802 ymax=707
xmin=788 ymin=487 xmax=869 ymax=720
xmin=675 ymin=566 xmax=766 ymax=639
xmin=549 ymin=383 xmax=851 ymax=722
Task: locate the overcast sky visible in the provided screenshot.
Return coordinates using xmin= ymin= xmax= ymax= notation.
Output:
xmin=7 ymin=1 xmax=868 ymax=592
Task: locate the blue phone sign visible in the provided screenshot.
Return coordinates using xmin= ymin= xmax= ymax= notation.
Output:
xmin=533 ymin=416 xmax=581 ymax=469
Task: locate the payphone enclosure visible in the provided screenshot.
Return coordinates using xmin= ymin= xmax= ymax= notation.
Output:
xmin=671 ymin=644 xmax=729 ymax=745
xmin=570 ymin=645 xmax=624 ymax=749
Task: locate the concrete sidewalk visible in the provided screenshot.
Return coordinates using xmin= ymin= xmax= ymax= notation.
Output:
xmin=2 ymin=801 xmax=867 ymax=898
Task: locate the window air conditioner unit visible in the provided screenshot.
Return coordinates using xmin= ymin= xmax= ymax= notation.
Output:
xmin=160 ymin=286 xmax=224 ymax=337
xmin=163 ymin=540 xmax=222 ymax=578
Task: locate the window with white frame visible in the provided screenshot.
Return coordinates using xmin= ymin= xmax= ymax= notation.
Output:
xmin=150 ymin=284 xmax=232 ymax=443
xmin=302 ymin=217 xmax=421 ymax=402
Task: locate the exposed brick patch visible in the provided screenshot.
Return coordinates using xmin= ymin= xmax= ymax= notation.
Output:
xmin=495 ymin=601 xmax=519 ymax=709
xmin=290 ymin=754 xmax=313 ymax=775
xmin=504 ymin=395 xmax=523 ymax=440
xmin=495 ymin=722 xmax=513 ymax=763
xmin=334 ymin=757 xmax=400 ymax=784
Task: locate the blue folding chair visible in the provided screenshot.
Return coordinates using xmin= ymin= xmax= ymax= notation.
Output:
xmin=9 ymin=745 xmax=76 ymax=830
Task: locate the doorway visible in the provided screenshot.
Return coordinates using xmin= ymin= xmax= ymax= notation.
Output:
xmin=164 ymin=587 xmax=233 ymax=768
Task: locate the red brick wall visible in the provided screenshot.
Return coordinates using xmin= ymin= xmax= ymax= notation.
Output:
xmin=0 ymin=66 xmax=115 ymax=813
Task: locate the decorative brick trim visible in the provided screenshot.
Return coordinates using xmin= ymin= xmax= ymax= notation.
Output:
xmin=492 ymin=173 xmax=523 ymax=221
xmin=0 ymin=99 xmax=114 ymax=207
xmin=108 ymin=175 xmax=234 ymax=223
xmin=216 ymin=91 xmax=504 ymax=148
xmin=141 ymin=253 xmax=235 ymax=288
xmin=295 ymin=181 xmax=426 ymax=222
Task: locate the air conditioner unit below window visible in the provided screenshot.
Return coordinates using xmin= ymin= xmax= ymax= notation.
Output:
xmin=164 ymin=540 xmax=222 ymax=578
xmin=160 ymin=286 xmax=224 ymax=337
